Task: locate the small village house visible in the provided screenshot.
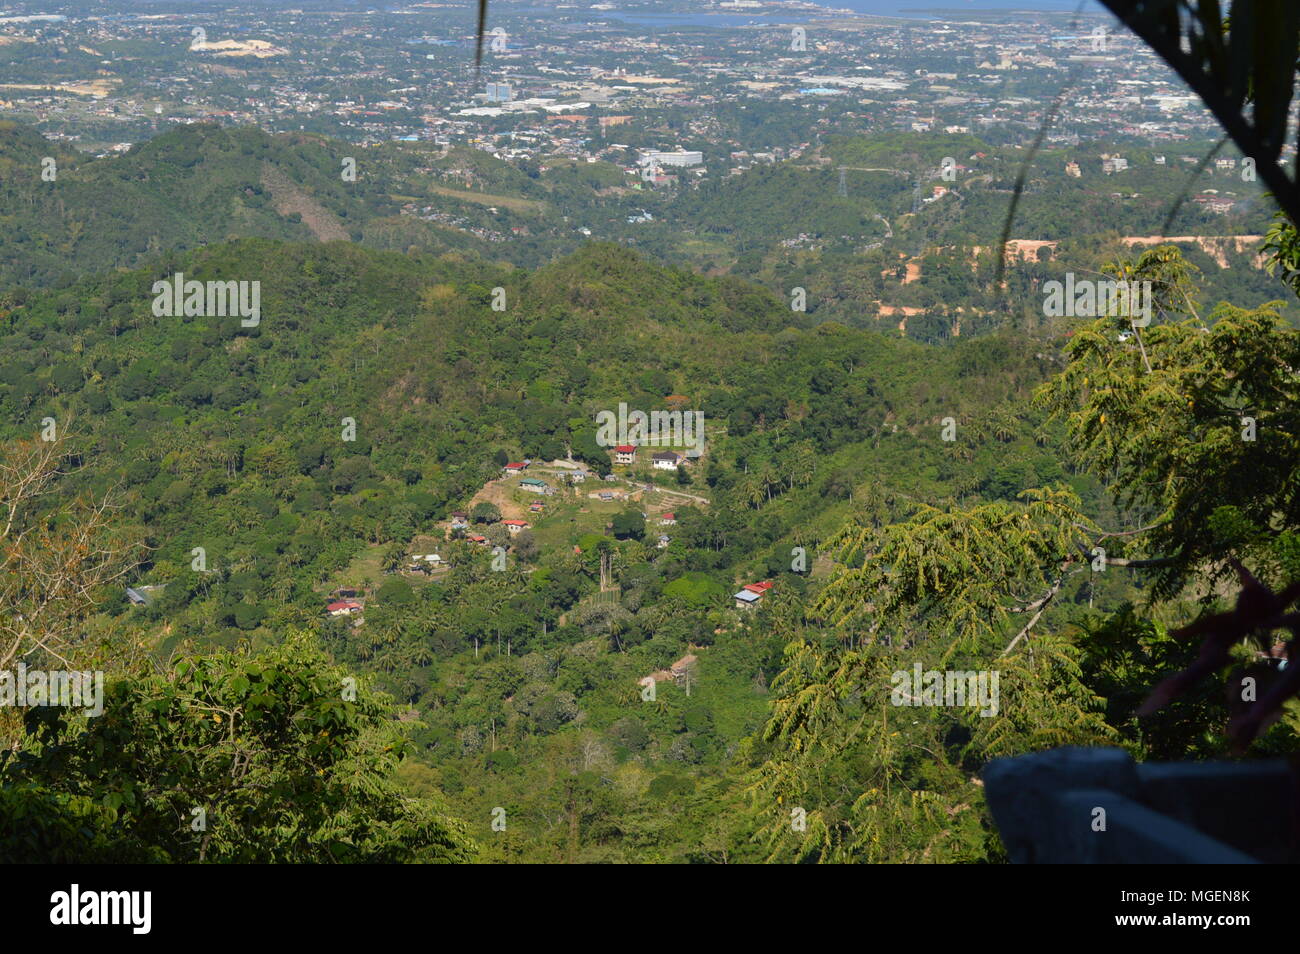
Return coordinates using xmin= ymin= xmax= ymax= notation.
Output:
xmin=733 ymin=580 xmax=773 ymax=610
xmin=126 ymin=584 xmax=166 ymax=606
xmin=407 ymin=554 xmax=442 ymax=573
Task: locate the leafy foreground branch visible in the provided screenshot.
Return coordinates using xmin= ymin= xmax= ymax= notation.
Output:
xmin=740 ymin=243 xmax=1300 ymax=862
xmin=0 ymin=633 xmax=476 ymax=863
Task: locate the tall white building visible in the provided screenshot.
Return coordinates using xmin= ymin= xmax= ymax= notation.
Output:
xmin=640 ymin=149 xmax=703 ymax=169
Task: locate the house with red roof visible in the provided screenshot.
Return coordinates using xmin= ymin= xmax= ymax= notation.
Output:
xmin=614 ymin=444 xmax=636 ymax=464
xmin=733 ymin=580 xmax=773 ymax=610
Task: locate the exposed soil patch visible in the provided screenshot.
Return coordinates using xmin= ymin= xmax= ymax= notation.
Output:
xmin=261 ymin=164 xmax=349 ymax=242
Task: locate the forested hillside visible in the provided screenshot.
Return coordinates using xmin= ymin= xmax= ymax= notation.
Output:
xmin=4 ymin=119 xmax=1291 ymax=343
xmin=3 ymin=79 xmax=1300 ymax=862
xmin=0 ymin=121 xmax=484 ymax=287
xmin=5 ymin=215 xmax=1295 ymax=861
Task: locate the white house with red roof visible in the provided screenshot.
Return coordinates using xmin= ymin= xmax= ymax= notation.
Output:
xmin=503 ymin=519 xmax=530 ymax=535
xmin=614 ymin=444 xmax=637 ymax=464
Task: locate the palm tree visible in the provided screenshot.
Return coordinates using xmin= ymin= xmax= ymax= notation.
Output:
xmin=381 ymin=543 xmax=405 ymax=574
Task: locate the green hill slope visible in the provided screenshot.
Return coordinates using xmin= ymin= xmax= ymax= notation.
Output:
xmin=0 ymin=236 xmax=1082 ymax=860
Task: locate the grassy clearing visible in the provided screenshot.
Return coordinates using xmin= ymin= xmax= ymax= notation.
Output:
xmin=527 ymin=493 xmax=624 ymax=552
xmin=428 ymin=184 xmax=549 ymax=215
xmin=322 ymin=542 xmax=387 ymax=594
